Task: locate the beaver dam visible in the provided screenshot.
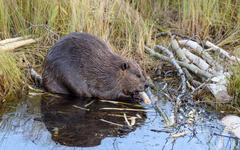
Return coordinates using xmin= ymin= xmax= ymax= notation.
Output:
xmin=1 ymin=0 xmax=240 ymax=150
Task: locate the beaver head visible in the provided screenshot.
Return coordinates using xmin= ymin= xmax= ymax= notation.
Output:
xmin=118 ymin=60 xmax=148 ymax=97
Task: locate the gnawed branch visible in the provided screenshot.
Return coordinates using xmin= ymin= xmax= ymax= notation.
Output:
xmin=0 ymin=36 xmax=40 ymax=51
xmin=206 ymin=41 xmax=240 ymax=62
xmin=145 ymin=33 xmax=234 ymax=103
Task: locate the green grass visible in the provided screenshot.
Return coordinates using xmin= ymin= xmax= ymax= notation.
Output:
xmin=1 ymin=0 xmax=240 ymax=107
xmin=228 ymin=64 xmax=240 ymax=106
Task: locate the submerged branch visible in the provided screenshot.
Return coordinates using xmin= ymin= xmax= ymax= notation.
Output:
xmin=100 ymin=107 xmax=154 ymax=112
xmin=72 ymin=105 xmax=90 ymax=111
xmin=100 ymin=119 xmax=124 ymax=127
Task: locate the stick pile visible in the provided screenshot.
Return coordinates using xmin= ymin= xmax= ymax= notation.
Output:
xmin=145 ymin=33 xmax=240 ymax=103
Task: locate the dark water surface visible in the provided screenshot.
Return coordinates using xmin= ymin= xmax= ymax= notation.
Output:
xmin=0 ymin=94 xmax=238 ymax=150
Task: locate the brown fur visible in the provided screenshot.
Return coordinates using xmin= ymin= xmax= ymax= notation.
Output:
xmin=42 ymin=32 xmax=147 ymax=99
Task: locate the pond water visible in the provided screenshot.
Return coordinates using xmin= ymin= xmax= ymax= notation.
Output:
xmin=0 ymin=93 xmax=238 ymax=150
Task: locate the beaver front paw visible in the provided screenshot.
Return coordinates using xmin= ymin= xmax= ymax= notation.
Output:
xmin=131 ymin=92 xmax=143 ymax=102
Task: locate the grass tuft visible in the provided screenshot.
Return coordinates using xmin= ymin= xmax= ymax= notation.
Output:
xmin=0 ymin=52 xmax=24 ymax=102
xmin=228 ymin=64 xmax=240 ymax=107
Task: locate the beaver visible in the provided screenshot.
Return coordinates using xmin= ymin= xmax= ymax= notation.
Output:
xmin=42 ymin=32 xmax=148 ymax=100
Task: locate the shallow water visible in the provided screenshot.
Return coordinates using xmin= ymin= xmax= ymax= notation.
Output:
xmin=0 ymin=94 xmax=239 ymax=150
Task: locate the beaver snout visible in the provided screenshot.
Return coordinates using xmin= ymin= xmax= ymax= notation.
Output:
xmin=141 ymin=82 xmax=149 ymax=90
xmin=144 ymin=83 xmax=149 ymax=89
xmin=137 ymin=83 xmax=148 ymax=92
xmin=137 ymin=86 xmax=144 ymax=92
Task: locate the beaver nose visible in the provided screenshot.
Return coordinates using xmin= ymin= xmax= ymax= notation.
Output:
xmin=138 ymin=85 xmax=145 ymax=91
xmin=144 ymin=83 xmax=149 ymax=89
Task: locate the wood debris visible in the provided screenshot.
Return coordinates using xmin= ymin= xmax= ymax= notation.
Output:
xmin=145 ymin=33 xmax=239 ymax=103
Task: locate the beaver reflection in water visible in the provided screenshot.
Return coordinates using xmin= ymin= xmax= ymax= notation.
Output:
xmin=42 ymin=32 xmax=148 ymax=100
xmin=41 ymin=95 xmax=146 ymax=147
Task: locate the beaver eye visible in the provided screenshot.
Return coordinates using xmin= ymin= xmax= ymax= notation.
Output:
xmin=136 ymin=74 xmax=141 ymax=78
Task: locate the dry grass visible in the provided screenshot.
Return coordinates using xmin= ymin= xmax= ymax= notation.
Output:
xmin=0 ymin=0 xmax=156 ymax=102
xmin=0 ymin=52 xmax=24 ymax=101
xmin=227 ymin=64 xmax=240 ymax=108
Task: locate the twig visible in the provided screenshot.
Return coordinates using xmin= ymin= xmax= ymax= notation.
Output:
xmin=206 ymin=41 xmax=240 ymax=62
xmin=154 ymin=32 xmax=170 ymax=38
xmin=191 ymin=77 xmax=212 ymax=94
xmin=154 ymin=45 xmax=186 ymax=125
xmin=28 ymin=85 xmax=44 ymax=93
xmin=213 ymin=133 xmax=239 ymax=140
xmin=124 ymin=113 xmax=132 ymax=127
xmin=28 ymin=92 xmax=45 ymax=96
xmin=100 ymin=107 xmax=154 ymax=112
xmin=155 ymin=102 xmax=174 ymax=127
xmin=144 ymin=46 xmax=172 ymax=62
xmin=170 ymin=131 xmax=191 ymax=139
xmin=107 ymin=114 xmax=137 ymax=118
xmin=150 ymin=129 xmax=172 ymax=133
xmin=186 ymin=81 xmax=195 ymax=91
xmin=182 ymin=68 xmax=193 ymax=83
xmin=155 ymin=45 xmax=187 ymax=100
xmin=192 ymin=80 xmax=202 ymax=87
xmin=155 ymin=32 xmax=196 ymax=42
xmin=24 ymin=20 xmax=60 ymax=40
xmin=100 ymin=119 xmax=124 ymax=127
xmin=72 ymin=105 xmax=90 ymax=111
xmin=100 ymin=100 xmax=142 ymax=107
xmin=84 ymin=100 xmax=95 ymax=107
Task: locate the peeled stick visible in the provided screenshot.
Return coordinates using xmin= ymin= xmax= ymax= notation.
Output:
xmin=139 ymin=92 xmax=151 ymax=104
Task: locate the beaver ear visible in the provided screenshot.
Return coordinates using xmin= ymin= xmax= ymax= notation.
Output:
xmin=120 ymin=62 xmax=130 ymax=71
